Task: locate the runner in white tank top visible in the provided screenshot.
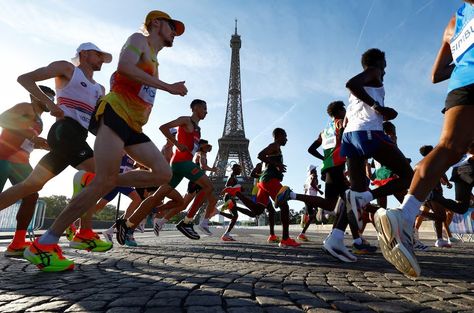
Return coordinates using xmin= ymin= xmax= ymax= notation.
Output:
xmin=0 ymin=42 xmax=112 ymax=272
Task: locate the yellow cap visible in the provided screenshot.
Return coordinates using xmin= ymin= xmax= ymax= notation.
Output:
xmin=145 ymin=10 xmax=185 ymax=36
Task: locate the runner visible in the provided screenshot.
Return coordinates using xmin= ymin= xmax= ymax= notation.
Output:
xmin=0 ymin=42 xmax=112 ymax=271
xmin=24 ymin=10 xmax=187 ymax=271
xmin=297 ymin=165 xmax=323 ymax=242
xmin=153 ymin=139 xmax=218 ymax=238
xmin=220 ymin=164 xmax=242 ymax=241
xmin=115 ymin=99 xmax=213 ymax=243
xmin=0 ymin=85 xmax=54 ymax=257
xmin=376 ymin=1 xmax=474 ymax=277
xmin=308 ymin=100 xmax=376 ymax=261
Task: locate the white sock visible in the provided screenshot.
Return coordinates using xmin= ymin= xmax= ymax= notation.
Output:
xmin=353 ymin=237 xmax=363 ymax=245
xmin=290 ymin=192 xmax=297 ymax=200
xmin=400 ymin=194 xmax=422 ymax=226
xmin=332 ymin=228 xmax=344 ymax=240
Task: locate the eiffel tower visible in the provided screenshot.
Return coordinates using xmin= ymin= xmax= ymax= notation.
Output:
xmin=210 ymin=20 xmax=254 ymax=197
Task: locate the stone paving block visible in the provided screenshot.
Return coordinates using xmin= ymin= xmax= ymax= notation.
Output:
xmin=421 ymin=301 xmax=461 ymax=312
xmin=306 ymin=309 xmax=340 ymax=313
xmin=223 ymin=289 xmax=253 ymax=298
xmin=227 ymin=307 xmax=265 ymax=313
xmin=331 ymin=300 xmax=371 ymax=312
xmin=225 ymin=297 xmax=259 ymax=307
xmin=108 ymin=296 xmax=151 ymax=307
xmin=261 ymin=306 xmax=303 ymax=313
xmin=65 ymin=301 xmax=108 ymax=312
xmin=295 ymin=298 xmax=331 ymax=310
xmin=143 ymin=308 xmax=181 ymax=313
xmin=153 ymin=290 xmax=189 ymax=299
xmin=186 ymin=306 xmax=225 ymax=313
xmin=256 ymin=296 xmax=294 ymax=306
xmin=316 ymin=292 xmax=348 ymax=302
xmin=366 ymin=302 xmax=412 ymax=313
xmin=184 ymin=295 xmax=222 ymax=306
xmin=398 ymin=293 xmax=436 ymax=303
xmin=25 ymin=300 xmax=72 ymax=312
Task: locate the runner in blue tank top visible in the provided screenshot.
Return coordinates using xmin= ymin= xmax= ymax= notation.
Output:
xmin=375 ymin=1 xmax=474 ymax=278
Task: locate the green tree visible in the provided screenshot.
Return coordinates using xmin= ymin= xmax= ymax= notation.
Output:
xmin=40 ymin=195 xmax=70 ymax=218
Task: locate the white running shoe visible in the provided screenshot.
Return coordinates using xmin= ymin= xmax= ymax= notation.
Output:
xmin=374 ymin=208 xmax=421 ymax=277
xmin=102 ymin=228 xmax=114 ymax=243
xmin=322 ymin=233 xmax=357 ymax=263
xmin=435 ymin=239 xmax=451 ymax=248
xmin=345 ymin=190 xmax=369 ymax=230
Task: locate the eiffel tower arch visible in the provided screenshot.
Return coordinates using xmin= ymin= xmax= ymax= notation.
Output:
xmin=210 ymin=21 xmax=254 ymax=197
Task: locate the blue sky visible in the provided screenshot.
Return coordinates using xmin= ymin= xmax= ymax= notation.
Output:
xmin=0 ymin=0 xmax=462 ymax=212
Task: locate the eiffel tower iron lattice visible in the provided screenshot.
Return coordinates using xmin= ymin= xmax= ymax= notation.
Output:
xmin=210 ymin=20 xmax=254 ymax=197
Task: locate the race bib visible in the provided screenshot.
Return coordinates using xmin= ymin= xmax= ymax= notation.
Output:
xmin=138 ymin=85 xmax=157 ymax=105
xmin=451 ymin=17 xmax=474 ymax=62
xmin=20 ymin=139 xmax=34 ymax=153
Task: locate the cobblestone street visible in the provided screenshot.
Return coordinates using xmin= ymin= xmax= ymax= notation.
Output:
xmin=0 ymin=227 xmax=473 ymax=313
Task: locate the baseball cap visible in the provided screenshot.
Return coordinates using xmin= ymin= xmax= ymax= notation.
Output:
xmin=71 ymin=42 xmax=112 ymax=66
xmin=144 ymin=10 xmax=185 ymax=36
xmin=307 ymin=165 xmax=317 ymax=173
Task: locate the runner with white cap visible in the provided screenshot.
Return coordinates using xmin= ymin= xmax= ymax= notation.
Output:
xmin=0 ymin=42 xmax=112 ymax=271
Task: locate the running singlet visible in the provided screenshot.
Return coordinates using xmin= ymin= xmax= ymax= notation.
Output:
xmin=57 ymin=67 xmax=103 ymax=129
xmin=170 ymin=120 xmax=201 ymax=164
xmin=97 ymin=46 xmax=158 ymax=133
xmin=320 ymin=119 xmax=346 ymax=172
xmin=260 ymin=154 xmax=284 ymax=182
xmin=0 ymin=112 xmax=42 ymax=164
xmin=344 ymin=86 xmax=385 ymax=132
xmin=448 ymin=3 xmax=474 ymax=93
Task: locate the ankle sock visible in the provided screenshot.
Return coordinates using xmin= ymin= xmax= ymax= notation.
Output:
xmin=400 ymin=194 xmax=422 ymax=226
xmin=332 ymin=228 xmax=344 ymax=240
xmin=38 ymin=230 xmax=60 ymax=245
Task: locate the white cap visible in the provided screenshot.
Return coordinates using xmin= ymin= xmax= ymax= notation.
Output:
xmin=71 ymin=42 xmax=112 ymax=66
xmin=307 ymin=164 xmax=317 ymax=173
xmin=169 ymin=127 xmax=178 ymax=135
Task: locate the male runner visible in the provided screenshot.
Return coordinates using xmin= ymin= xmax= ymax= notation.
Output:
xmin=0 ymin=85 xmax=54 ymax=256
xmin=297 ymin=165 xmax=323 ymax=242
xmin=115 ymin=99 xmax=214 ymax=243
xmin=24 ymin=10 xmax=187 ymax=271
xmin=376 ymin=2 xmax=474 ymax=276
xmin=0 ymin=42 xmax=112 ymax=271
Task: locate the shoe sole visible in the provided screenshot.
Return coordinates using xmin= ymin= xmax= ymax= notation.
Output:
xmin=69 ymin=241 xmax=113 ymax=252
xmin=322 ymin=244 xmax=357 ymax=263
xmin=4 ymin=250 xmax=26 ymax=257
xmin=24 ymin=249 xmax=75 ymax=272
xmin=374 ymin=210 xmax=421 ymax=277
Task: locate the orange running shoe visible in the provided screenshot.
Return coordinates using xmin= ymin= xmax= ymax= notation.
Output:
xmin=279 ymin=237 xmax=301 ymax=248
xmin=5 ymin=241 xmax=32 ymax=257
xmin=267 ymin=234 xmax=280 ymax=243
xmin=297 ymin=233 xmax=309 ymax=242
xmin=221 ymin=233 xmax=236 ymax=241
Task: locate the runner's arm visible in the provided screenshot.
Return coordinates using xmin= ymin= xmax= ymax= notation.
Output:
xmin=307 ymin=134 xmax=324 ymax=160
xmin=117 ymin=34 xmax=187 ymax=96
xmin=17 ymin=61 xmax=73 ymax=118
xmin=159 ymin=116 xmax=189 ymax=152
xmin=432 ymin=16 xmax=455 ymax=84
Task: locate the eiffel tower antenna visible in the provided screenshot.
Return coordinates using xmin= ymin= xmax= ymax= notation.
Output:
xmin=210 ymin=21 xmax=254 ymax=196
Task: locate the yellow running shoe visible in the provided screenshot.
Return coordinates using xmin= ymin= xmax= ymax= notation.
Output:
xmin=24 ymin=239 xmax=74 ymax=272
xmin=69 ymin=232 xmax=113 ymax=252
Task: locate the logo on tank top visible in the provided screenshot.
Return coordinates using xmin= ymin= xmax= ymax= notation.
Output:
xmin=81 ymin=82 xmax=87 ymax=87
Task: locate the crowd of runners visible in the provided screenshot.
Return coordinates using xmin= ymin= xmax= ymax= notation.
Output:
xmin=0 ymin=3 xmax=473 ymax=277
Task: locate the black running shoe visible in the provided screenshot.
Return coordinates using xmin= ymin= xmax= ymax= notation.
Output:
xmin=115 ymin=218 xmax=130 ymax=246
xmin=176 ymin=220 xmax=200 ymax=240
